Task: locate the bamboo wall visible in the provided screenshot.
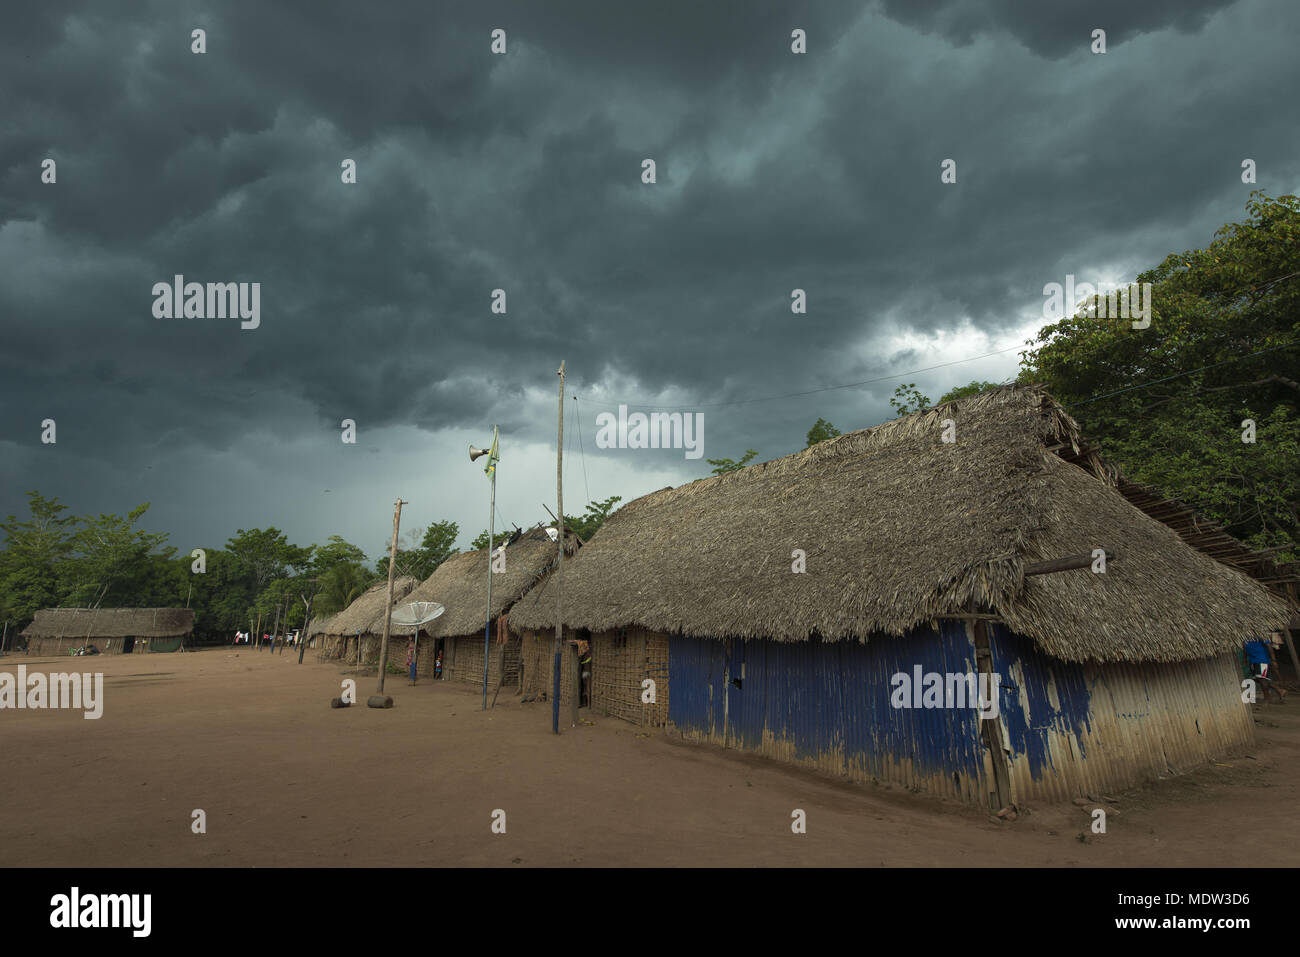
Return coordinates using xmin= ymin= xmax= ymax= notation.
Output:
xmin=445 ymin=633 xmax=520 ymax=687
xmin=590 ymin=627 xmax=670 ymax=727
xmin=519 ymin=629 xmax=578 ymax=705
xmin=24 ymin=635 xmax=170 ymax=656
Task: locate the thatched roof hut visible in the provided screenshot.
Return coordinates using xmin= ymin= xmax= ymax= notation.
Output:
xmin=21 ymin=607 xmax=194 ymax=656
xmin=319 ymin=577 xmax=419 ymax=637
xmin=394 ymin=524 xmax=578 ymax=639
xmin=386 ymin=523 xmax=578 ymax=685
xmin=506 ymin=385 xmax=1289 ymax=806
xmin=510 ymin=384 xmax=1288 ymax=662
xmin=22 ymin=608 xmax=194 ymax=639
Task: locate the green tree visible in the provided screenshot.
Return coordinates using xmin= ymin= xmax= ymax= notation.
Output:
xmin=226 ymin=528 xmax=312 ymax=631
xmin=564 ymin=495 xmax=623 ymax=540
xmin=0 ymin=491 xmax=78 ymax=627
xmin=707 ymin=449 xmax=759 ymax=475
xmin=805 ymin=418 xmax=842 ymax=447
xmin=60 ymin=504 xmax=175 ymax=607
xmin=937 ymin=380 xmax=1001 ymax=404
xmin=313 ymin=561 xmax=376 ymax=616
xmin=1020 ymin=191 xmax=1300 ymax=560
xmin=384 ymin=520 xmax=461 ymax=578
xmin=312 ymin=535 xmax=368 ymax=574
xmin=227 ymin=528 xmax=311 ymax=594
xmin=889 ymin=383 xmax=932 ymax=417
xmin=183 ymin=549 xmax=252 ymax=640
xmin=469 ymin=529 xmax=514 ymax=551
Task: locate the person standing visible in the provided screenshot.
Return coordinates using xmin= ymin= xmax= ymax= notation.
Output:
xmin=578 ymin=639 xmax=592 ymax=708
xmin=1245 ymin=636 xmax=1286 ymax=704
xmin=406 ymin=636 xmax=417 ymax=685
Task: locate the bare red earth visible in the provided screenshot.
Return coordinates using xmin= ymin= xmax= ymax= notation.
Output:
xmin=2 ymin=648 xmax=1296 ymax=866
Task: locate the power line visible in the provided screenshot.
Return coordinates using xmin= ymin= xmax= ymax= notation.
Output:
xmin=594 ymin=267 xmax=1300 ymax=413
xmin=610 ymin=342 xmax=1027 ymax=411
xmin=574 ymin=394 xmax=591 ymax=505
xmin=1074 ymin=340 xmax=1300 ymax=405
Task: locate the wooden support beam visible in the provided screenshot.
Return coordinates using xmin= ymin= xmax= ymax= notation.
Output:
xmin=1024 ymin=548 xmax=1117 ymax=576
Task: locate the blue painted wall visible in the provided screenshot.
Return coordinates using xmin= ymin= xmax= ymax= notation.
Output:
xmin=668 ymin=622 xmax=989 ymax=786
xmin=986 ymin=623 xmax=1093 ymax=782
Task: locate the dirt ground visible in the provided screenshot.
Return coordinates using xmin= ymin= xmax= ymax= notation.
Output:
xmin=2 ymin=646 xmax=1297 ymax=867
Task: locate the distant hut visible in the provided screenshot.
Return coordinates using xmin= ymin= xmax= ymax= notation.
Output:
xmin=395 ymin=524 xmax=578 ymax=689
xmin=509 ymin=385 xmax=1290 ymax=807
xmin=315 ymin=577 xmax=419 ymax=665
xmin=21 ymin=608 xmax=195 ymax=656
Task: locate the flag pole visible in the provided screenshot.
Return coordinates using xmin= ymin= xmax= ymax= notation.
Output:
xmin=553 ymin=361 xmax=565 ymax=734
xmin=483 ymin=424 xmax=498 ymax=711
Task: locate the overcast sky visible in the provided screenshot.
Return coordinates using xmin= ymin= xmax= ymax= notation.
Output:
xmin=2 ymin=0 xmax=1297 ymax=564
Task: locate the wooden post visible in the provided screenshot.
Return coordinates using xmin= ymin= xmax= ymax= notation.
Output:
xmin=491 ymin=634 xmax=507 ymax=708
xmin=271 ymin=597 xmax=283 ymax=656
xmin=570 ymin=641 xmax=580 ymax=727
xmin=1 ymin=620 xmax=7 ymax=655
xmin=553 ymin=360 xmax=565 ymax=734
xmin=375 ymin=498 xmax=407 ymax=694
xmin=1023 ymin=548 xmax=1116 ymax=576
xmin=971 ymin=619 xmax=1012 ymax=811
xmin=1279 ymin=612 xmax=1300 ymax=683
xmin=297 ymin=588 xmax=315 ymax=665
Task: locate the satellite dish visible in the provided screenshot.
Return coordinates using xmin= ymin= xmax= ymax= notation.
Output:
xmin=390 ymin=601 xmax=445 ymax=630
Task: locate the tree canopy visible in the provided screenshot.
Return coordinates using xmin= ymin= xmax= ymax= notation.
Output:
xmin=1020 ymin=191 xmax=1299 ymax=560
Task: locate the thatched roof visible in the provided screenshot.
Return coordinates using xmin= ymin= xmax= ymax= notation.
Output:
xmin=317 ymin=577 xmax=419 ymax=637
xmin=508 ymin=384 xmax=1290 ymax=664
xmin=21 ymin=608 xmax=194 ymax=638
xmin=392 ymin=524 xmax=577 ymax=638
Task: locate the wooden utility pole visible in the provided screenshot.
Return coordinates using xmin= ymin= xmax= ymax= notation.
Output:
xmin=271 ymin=596 xmax=283 ymax=655
xmin=297 ymin=580 xmax=319 ymax=665
xmin=375 ymin=499 xmax=407 ymax=694
xmin=553 ymin=360 xmax=565 ymax=734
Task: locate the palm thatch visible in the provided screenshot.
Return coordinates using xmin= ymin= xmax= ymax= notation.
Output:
xmin=21 ymin=608 xmax=194 ymax=638
xmin=317 ymin=577 xmax=419 ymax=637
xmin=392 ymin=524 xmax=577 ymax=638
xmin=508 ymin=384 xmax=1290 ymax=663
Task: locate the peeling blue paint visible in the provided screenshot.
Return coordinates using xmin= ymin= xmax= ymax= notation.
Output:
xmin=987 ymin=624 xmax=1092 ymax=781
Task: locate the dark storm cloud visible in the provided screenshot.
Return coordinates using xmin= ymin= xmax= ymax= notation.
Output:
xmin=876 ymin=0 xmax=1239 ymax=57
xmin=2 ymin=0 xmax=1297 ymax=553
